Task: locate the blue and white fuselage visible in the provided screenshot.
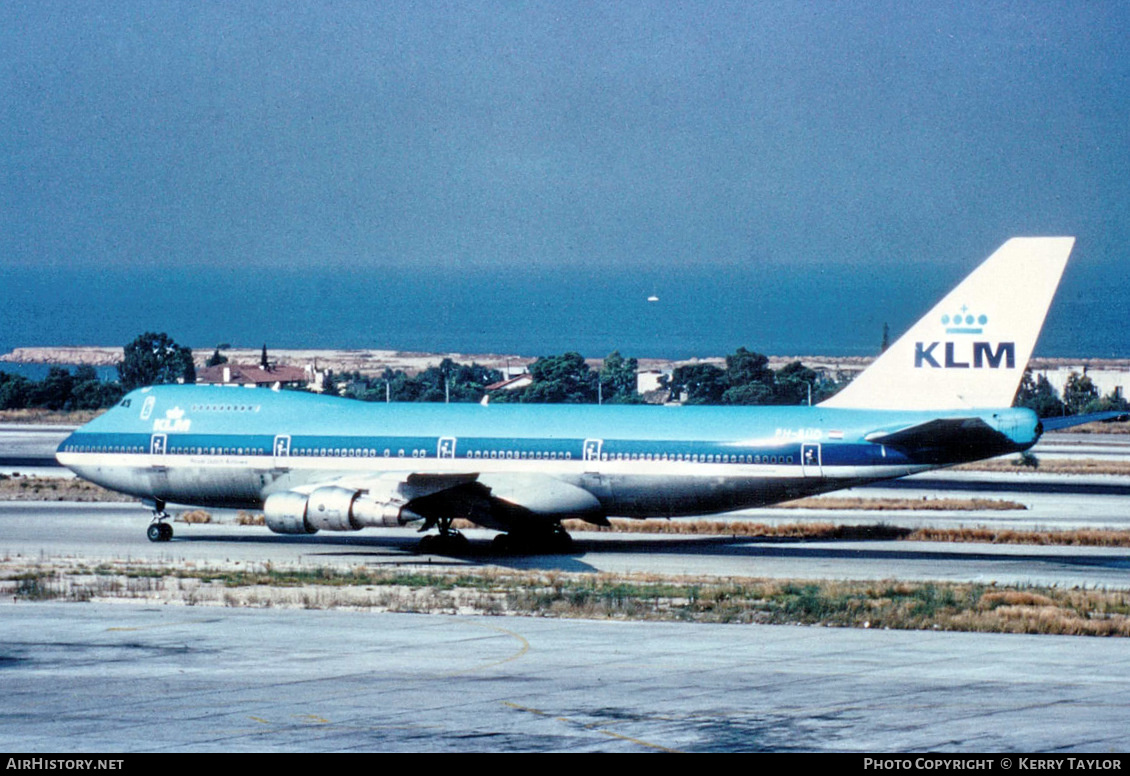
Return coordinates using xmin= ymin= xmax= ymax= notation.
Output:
xmin=54 ymin=237 xmax=1075 ymax=545
xmin=56 ymin=386 xmax=1041 ymax=521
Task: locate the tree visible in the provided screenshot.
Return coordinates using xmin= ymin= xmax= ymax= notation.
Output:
xmin=519 ymin=353 xmax=597 ymax=403
xmin=1089 ymin=387 xmax=1130 ymax=413
xmin=722 ymin=347 xmax=775 ymax=405
xmin=0 ymin=373 xmax=33 ymax=410
xmin=433 ymin=359 xmax=503 ymax=402
xmin=668 ymin=363 xmax=727 ymax=404
xmin=599 ymin=351 xmax=641 ymax=404
xmin=881 ymin=322 xmax=890 ymax=353
xmin=206 ymin=348 xmax=228 ymax=367
xmin=118 ymin=332 xmax=195 ymax=391
xmin=774 ymin=361 xmax=819 ymax=405
xmin=1063 ymin=371 xmax=1099 ymax=415
xmin=69 ymin=373 xmax=124 ymax=410
xmin=31 ymin=366 xmax=74 ymax=410
xmin=260 ymin=344 xmax=269 ymax=370
xmin=341 ymin=361 xmax=502 ymax=403
xmin=1014 ymin=368 xmax=1065 ymax=417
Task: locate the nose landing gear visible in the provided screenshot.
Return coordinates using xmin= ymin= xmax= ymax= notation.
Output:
xmin=147 ymin=502 xmax=174 ymax=542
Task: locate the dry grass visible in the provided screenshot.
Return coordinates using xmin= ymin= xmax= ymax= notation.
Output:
xmin=556 ymin=519 xmax=1130 ymax=547
xmin=1057 ymin=421 xmax=1130 ymax=435
xmin=774 ymin=496 xmax=1027 ymax=511
xmin=905 ymin=526 xmax=1130 ymax=547
xmin=236 ymin=511 xmax=265 ymax=525
xmin=957 ymin=457 xmax=1130 ymax=475
xmin=0 ymin=475 xmax=132 ymax=502
xmin=0 ymin=408 xmax=103 ymax=425
xmin=5 ymin=558 xmax=1129 ymax=636
xmin=557 ymin=519 xmax=911 ymax=540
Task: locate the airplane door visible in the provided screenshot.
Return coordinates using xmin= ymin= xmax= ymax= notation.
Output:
xmin=147 ymin=433 xmax=170 ymax=495
xmin=273 ymin=434 xmax=291 ymax=466
xmin=437 ymin=437 xmax=457 ymax=459
xmin=583 ymin=439 xmax=603 ymax=472
xmin=801 ymin=443 xmax=822 ymax=477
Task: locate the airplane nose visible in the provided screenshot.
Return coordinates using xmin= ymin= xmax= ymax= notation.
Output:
xmin=56 ymin=431 xmax=77 ymax=464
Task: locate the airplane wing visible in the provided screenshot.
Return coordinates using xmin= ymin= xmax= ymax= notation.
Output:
xmin=266 ymin=470 xmax=607 ymax=535
xmin=476 ymin=472 xmax=605 ymax=520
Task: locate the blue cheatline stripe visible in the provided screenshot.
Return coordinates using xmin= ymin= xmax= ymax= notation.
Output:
xmin=61 ymin=429 xmax=911 ymax=467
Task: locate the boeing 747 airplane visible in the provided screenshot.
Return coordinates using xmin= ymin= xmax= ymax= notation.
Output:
xmin=57 ymin=238 xmax=1092 ymax=550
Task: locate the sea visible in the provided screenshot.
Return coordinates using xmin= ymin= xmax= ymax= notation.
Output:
xmin=1 ymin=260 xmax=1125 ymax=382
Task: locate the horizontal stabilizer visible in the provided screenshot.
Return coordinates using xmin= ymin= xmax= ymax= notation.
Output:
xmin=865 ymin=417 xmax=1014 ymax=460
xmin=1040 ymin=411 xmax=1130 ymax=432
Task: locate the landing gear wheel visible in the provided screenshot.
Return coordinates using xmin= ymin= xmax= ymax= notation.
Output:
xmin=417 ymin=516 xmax=470 ymax=555
xmin=493 ymin=525 xmax=573 ymax=554
xmin=147 ymin=502 xmax=173 ymax=542
xmin=491 ymin=533 xmax=512 ymax=552
xmin=549 ymin=527 xmax=573 ymax=552
xmin=417 ymin=531 xmax=469 ymax=555
xmin=147 ymin=522 xmax=173 ymax=542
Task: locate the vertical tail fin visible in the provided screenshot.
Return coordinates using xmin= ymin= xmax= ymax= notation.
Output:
xmin=819 ymin=237 xmax=1075 ymax=411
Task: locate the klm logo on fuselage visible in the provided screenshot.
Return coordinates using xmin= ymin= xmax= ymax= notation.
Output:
xmin=153 ymin=406 xmax=192 ymax=433
xmin=914 ymin=341 xmax=1015 ymax=369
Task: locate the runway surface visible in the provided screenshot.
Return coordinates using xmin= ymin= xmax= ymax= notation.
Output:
xmin=3 ymin=603 xmax=1129 ymax=752
xmin=4 ymin=502 xmax=1130 ymax=589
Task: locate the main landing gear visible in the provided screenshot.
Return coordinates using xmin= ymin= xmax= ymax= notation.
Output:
xmin=147 ymin=504 xmax=174 ymax=542
xmin=417 ymin=517 xmax=469 ymax=554
xmin=416 ymin=518 xmax=576 ymax=555
xmin=492 ymin=524 xmax=574 ymax=554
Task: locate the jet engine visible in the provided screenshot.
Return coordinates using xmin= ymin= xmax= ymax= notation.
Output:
xmin=263 ymin=484 xmax=421 ymax=535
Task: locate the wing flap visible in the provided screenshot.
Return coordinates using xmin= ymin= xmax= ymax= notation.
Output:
xmin=477 ymin=472 xmax=603 ymax=518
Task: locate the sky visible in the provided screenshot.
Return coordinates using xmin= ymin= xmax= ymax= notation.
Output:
xmin=2 ymin=1 xmax=1128 ymax=355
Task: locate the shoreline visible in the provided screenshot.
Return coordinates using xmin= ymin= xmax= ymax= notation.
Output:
xmin=5 ymin=345 xmax=1130 ymax=378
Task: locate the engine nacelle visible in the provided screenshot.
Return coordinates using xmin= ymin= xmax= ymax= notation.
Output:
xmin=353 ymin=496 xmax=418 ymax=527
xmin=306 ymin=486 xmax=362 ymax=531
xmin=263 ymin=484 xmax=422 ymax=534
xmin=263 ymin=490 xmax=318 ymax=535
